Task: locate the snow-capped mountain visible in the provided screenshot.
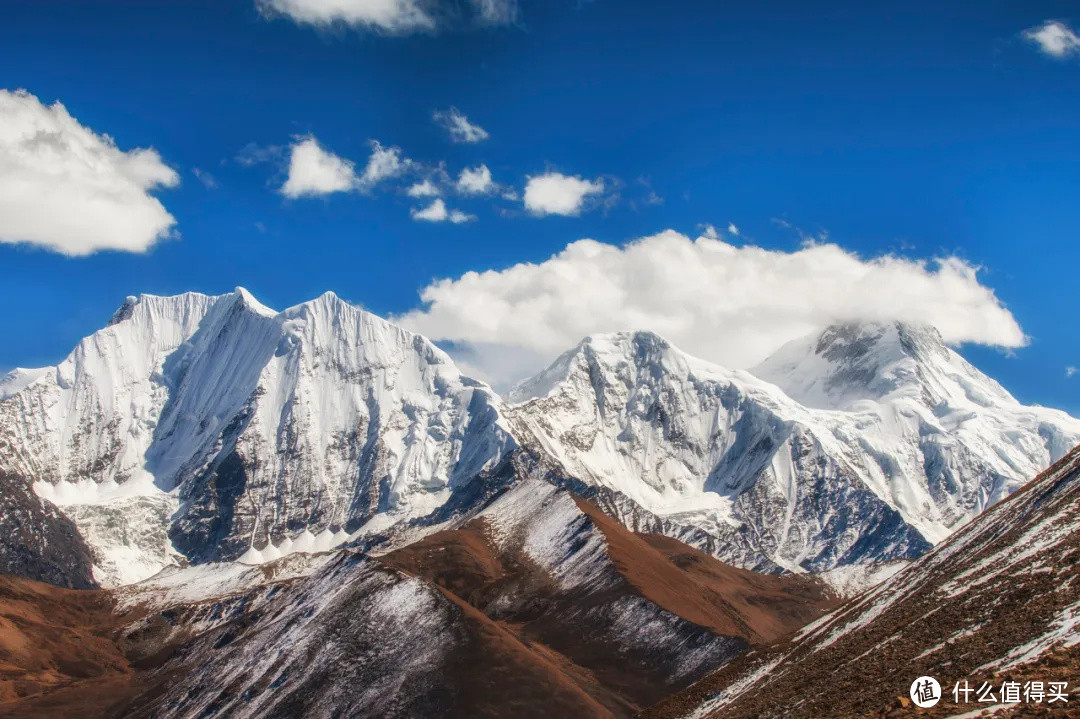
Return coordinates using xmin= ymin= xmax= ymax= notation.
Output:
xmin=1 ymin=290 xmax=1077 ymax=586
xmin=0 ymin=289 xmax=514 ymax=584
xmin=647 ymin=444 xmax=1080 ymax=719
xmin=504 ymin=327 xmax=1080 ymax=571
xmin=755 ymin=321 xmax=1079 ymax=528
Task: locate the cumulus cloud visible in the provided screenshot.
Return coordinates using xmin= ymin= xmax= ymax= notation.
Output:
xmin=433 ymin=107 xmax=489 ymax=143
xmin=1068 ymin=366 xmax=1078 ymax=378
xmin=279 ymin=136 xmax=410 ymax=198
xmin=407 ymin=178 xmax=441 ymax=197
xmin=410 ymin=198 xmax=474 ymax=223
xmin=360 ymin=140 xmax=410 ymax=187
xmin=396 ymin=230 xmax=1027 ymax=388
xmin=257 ymin=0 xmax=434 ymax=33
xmin=1023 ymin=20 xmax=1080 ymax=59
xmin=523 ymin=172 xmax=604 ymax=216
xmin=0 ymin=88 xmax=179 ymax=256
xmin=456 ymin=164 xmax=495 ymax=195
xmin=280 ymin=135 xmax=358 ymax=198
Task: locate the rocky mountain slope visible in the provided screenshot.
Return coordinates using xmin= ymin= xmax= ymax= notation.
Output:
xmin=0 ymin=470 xmax=96 ymax=589
xmin=0 ymin=575 xmax=134 ymax=718
xmin=1 ymin=290 xmax=1077 ymax=586
xmin=0 ymin=483 xmax=836 ymax=719
xmin=643 ymin=444 xmax=1080 ymax=719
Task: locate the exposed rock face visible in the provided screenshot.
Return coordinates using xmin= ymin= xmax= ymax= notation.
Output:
xmin=0 ymin=471 xmax=96 ymax=589
xmin=643 ymin=445 xmax=1080 ymax=719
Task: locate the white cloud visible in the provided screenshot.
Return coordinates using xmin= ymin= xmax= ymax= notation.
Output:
xmin=728 ymin=222 xmax=740 ymax=236
xmin=433 ymin=107 xmax=489 ymax=143
xmin=360 ymin=140 xmax=410 ymax=188
xmin=396 ymin=229 xmax=1027 ymax=387
xmin=1068 ymin=366 xmax=1077 ymax=378
xmin=0 ymin=88 xmax=179 ymax=256
xmin=700 ymin=224 xmax=720 ymax=239
xmin=1023 ymin=20 xmax=1080 ymax=59
xmin=523 ymin=172 xmax=604 ymax=216
xmin=278 ymin=137 xmax=410 ymax=198
xmin=257 ymin=0 xmax=434 ymax=33
xmin=410 ymin=198 xmax=474 ymax=223
xmin=456 ymin=164 xmax=495 ymax=195
xmin=280 ymin=135 xmax=358 ymax=198
xmin=407 ymin=178 xmax=441 ymax=197
xmin=470 ymin=0 xmax=517 ymax=25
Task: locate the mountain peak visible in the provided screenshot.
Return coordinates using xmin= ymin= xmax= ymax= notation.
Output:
xmin=231 ymin=286 xmax=277 ymax=317
xmin=752 ymin=319 xmax=1014 ymax=411
xmin=578 ymin=330 xmax=674 ymax=360
xmin=507 ymin=330 xmax=684 ymax=405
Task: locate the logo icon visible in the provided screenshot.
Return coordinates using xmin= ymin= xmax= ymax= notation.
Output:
xmin=910 ymin=676 xmax=941 ymax=708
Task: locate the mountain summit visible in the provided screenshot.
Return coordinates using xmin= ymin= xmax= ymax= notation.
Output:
xmin=0 ymin=292 xmax=1077 ymax=586
xmin=0 ymin=289 xmax=515 ymax=584
xmin=753 ymin=320 xmax=1018 ymax=411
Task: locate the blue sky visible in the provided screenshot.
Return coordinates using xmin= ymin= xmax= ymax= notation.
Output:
xmin=1 ymin=0 xmax=1079 ymax=413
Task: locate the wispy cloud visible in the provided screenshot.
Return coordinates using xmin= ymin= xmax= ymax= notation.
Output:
xmin=235 ymin=142 xmax=284 ymax=167
xmin=192 ymin=168 xmax=218 ymax=189
xmin=433 ymin=107 xmax=489 ymax=143
xmin=470 ymin=0 xmax=518 ymax=25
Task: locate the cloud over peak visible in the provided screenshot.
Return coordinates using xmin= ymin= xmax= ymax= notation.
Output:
xmin=0 ymin=88 xmax=179 ymax=256
xmin=1023 ymin=20 xmax=1080 ymax=59
xmin=397 ymin=229 xmax=1026 ymax=387
xmin=523 ymin=172 xmax=605 ymax=216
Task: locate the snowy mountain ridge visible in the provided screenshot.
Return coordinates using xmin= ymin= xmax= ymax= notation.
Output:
xmin=503 ymin=326 xmax=1080 ymax=570
xmin=0 ymin=288 xmax=516 ymax=584
xmin=0 ymin=289 xmax=1077 ymax=586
